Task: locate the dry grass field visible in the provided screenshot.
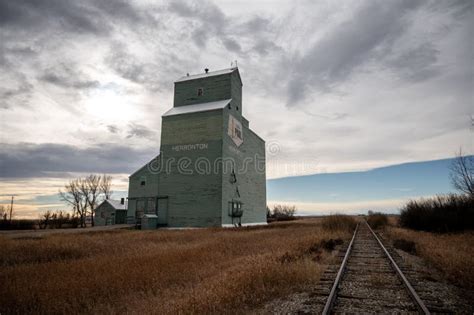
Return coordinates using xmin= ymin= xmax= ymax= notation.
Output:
xmin=0 ymin=218 xmax=353 ymax=314
xmin=385 ymin=226 xmax=474 ymax=289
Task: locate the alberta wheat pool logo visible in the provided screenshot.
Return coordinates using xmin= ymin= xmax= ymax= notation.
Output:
xmin=228 ymin=114 xmax=243 ymax=147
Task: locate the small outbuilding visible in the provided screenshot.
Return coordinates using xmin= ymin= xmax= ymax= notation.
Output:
xmin=95 ymin=199 xmax=128 ymax=226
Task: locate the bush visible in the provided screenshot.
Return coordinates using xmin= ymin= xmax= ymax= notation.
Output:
xmin=367 ymin=213 xmax=388 ymax=229
xmin=0 ymin=220 xmax=37 ymax=230
xmin=321 ymin=214 xmax=357 ymax=232
xmin=399 ymin=194 xmax=474 ymax=233
xmin=268 ymin=205 xmax=296 ymax=221
xmin=393 ymin=239 xmax=416 ymax=254
xmin=39 ymin=210 xmax=79 ymax=229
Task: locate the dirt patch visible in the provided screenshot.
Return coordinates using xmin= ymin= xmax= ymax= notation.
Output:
xmin=321 ymin=238 xmax=343 ymax=251
xmin=393 ymin=238 xmax=416 ymax=254
xmin=279 ymin=238 xmax=344 ymax=264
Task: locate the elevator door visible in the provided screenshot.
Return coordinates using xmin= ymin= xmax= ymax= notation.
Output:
xmin=157 ymin=198 xmax=168 ymax=226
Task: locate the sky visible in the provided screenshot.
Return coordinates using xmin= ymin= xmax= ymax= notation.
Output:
xmin=267 ymin=157 xmax=464 ymax=215
xmin=0 ymin=0 xmax=473 ymax=218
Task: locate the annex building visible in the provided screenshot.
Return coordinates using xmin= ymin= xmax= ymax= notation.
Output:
xmin=126 ymin=67 xmax=266 ymax=228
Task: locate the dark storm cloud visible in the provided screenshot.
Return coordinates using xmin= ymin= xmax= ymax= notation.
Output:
xmin=252 ymin=39 xmax=281 ymax=56
xmin=0 ymin=0 xmax=156 ymax=109
xmin=0 ymin=45 xmax=38 ymax=69
xmin=168 ymin=0 xmax=246 ymax=53
xmin=168 ymin=1 xmax=195 ymax=17
xmin=107 ymin=125 xmax=119 ymax=134
xmin=0 ymin=0 xmax=145 ymax=35
xmin=386 ymin=43 xmax=441 ymax=82
xmin=105 ymin=43 xmax=167 ymax=92
xmin=0 ymin=75 xmax=33 ymax=109
xmin=286 ymin=0 xmax=429 ymax=104
xmin=241 ymin=16 xmax=271 ymax=33
xmin=39 ymin=64 xmax=100 ymax=89
xmin=0 ymin=142 xmax=156 ymax=178
xmin=428 ymin=0 xmax=474 ymax=19
xmin=222 ymin=38 xmax=242 ymax=53
xmin=169 ymin=0 xmax=226 ymax=49
xmin=126 ymin=123 xmax=156 ymax=140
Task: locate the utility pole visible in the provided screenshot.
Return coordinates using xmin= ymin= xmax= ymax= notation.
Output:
xmin=9 ymin=196 xmax=13 ymax=223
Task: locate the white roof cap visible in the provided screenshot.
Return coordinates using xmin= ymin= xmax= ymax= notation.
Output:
xmin=163 ymin=99 xmax=231 ymax=117
xmin=105 ymin=199 xmax=127 ymax=210
xmin=175 ymin=67 xmax=237 ymax=83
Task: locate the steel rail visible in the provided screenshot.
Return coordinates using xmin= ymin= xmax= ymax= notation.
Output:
xmin=365 ymin=221 xmax=431 ymax=315
xmin=321 ymin=222 xmax=359 ymax=315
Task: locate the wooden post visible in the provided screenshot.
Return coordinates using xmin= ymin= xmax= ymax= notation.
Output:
xmin=9 ymin=196 xmax=14 ymax=223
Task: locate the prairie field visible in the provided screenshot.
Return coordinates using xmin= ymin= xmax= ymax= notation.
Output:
xmin=0 ymin=219 xmax=351 ymax=314
xmin=385 ymin=225 xmax=474 ymax=289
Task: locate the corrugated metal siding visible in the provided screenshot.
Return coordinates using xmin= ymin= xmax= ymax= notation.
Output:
xmin=174 ymin=74 xmax=232 ymax=107
xmin=127 ymin=160 xmax=160 ymax=221
xmin=221 ymin=109 xmax=266 ymax=226
xmin=158 ymin=110 xmax=224 ymax=227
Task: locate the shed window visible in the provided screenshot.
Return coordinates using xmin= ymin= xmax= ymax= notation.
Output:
xmin=197 ymin=88 xmax=204 ymax=96
xmin=140 ymin=175 xmax=146 ymax=186
xmin=147 ymin=198 xmax=156 ymax=214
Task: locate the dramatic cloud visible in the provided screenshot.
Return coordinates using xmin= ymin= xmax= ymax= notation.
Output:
xmin=126 ymin=123 xmax=156 ymax=140
xmin=285 ymin=0 xmax=431 ymax=103
xmin=40 ymin=64 xmax=100 ymax=89
xmin=0 ymin=0 xmax=145 ymax=35
xmin=0 ymin=143 xmax=155 ymax=178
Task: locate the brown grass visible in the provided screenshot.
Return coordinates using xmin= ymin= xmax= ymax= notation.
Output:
xmin=366 ymin=213 xmax=388 ymax=229
xmin=321 ymin=214 xmax=357 ymax=232
xmin=386 ymin=227 xmax=474 ymax=289
xmin=0 ymin=219 xmax=350 ymax=314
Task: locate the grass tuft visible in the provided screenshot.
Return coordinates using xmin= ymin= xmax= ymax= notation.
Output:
xmin=367 ymin=213 xmax=388 ymax=229
xmin=321 ymin=215 xmax=357 ymax=233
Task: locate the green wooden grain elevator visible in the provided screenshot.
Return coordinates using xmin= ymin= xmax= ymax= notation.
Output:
xmin=127 ymin=67 xmax=266 ymax=227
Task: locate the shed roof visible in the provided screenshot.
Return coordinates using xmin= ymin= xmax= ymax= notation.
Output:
xmin=129 ymin=154 xmax=160 ymax=178
xmin=162 ymin=99 xmax=231 ymax=117
xmin=98 ymin=199 xmax=127 ymax=210
xmin=175 ymin=67 xmax=238 ymax=83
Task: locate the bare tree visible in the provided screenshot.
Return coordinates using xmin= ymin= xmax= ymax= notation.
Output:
xmin=270 ymin=204 xmax=296 ymax=221
xmin=59 ymin=174 xmax=114 ymax=228
xmin=9 ymin=196 xmax=14 ymax=223
xmin=60 ymin=179 xmax=88 ymax=227
xmin=39 ymin=210 xmax=53 ymax=229
xmin=81 ymin=175 xmax=101 ymax=227
xmin=100 ymin=174 xmax=113 ymax=200
xmin=450 ymin=148 xmax=474 ymax=196
xmin=0 ymin=205 xmax=6 ymax=221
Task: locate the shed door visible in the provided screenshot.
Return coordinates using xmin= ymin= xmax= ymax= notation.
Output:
xmin=115 ymin=211 xmax=126 ymax=224
xmin=157 ymin=198 xmax=168 ymax=225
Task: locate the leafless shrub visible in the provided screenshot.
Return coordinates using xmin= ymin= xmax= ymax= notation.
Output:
xmin=367 ymin=212 xmax=388 ymax=229
xmin=450 ymin=149 xmax=474 ymax=196
xmin=268 ymin=204 xmax=296 ymax=221
xmin=400 ymin=194 xmax=474 ymax=232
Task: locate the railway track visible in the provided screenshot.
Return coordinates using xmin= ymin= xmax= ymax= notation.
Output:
xmin=321 ymin=221 xmax=430 ymax=314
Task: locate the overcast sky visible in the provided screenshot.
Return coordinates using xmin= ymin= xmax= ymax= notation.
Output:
xmin=0 ymin=0 xmax=473 ymax=217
